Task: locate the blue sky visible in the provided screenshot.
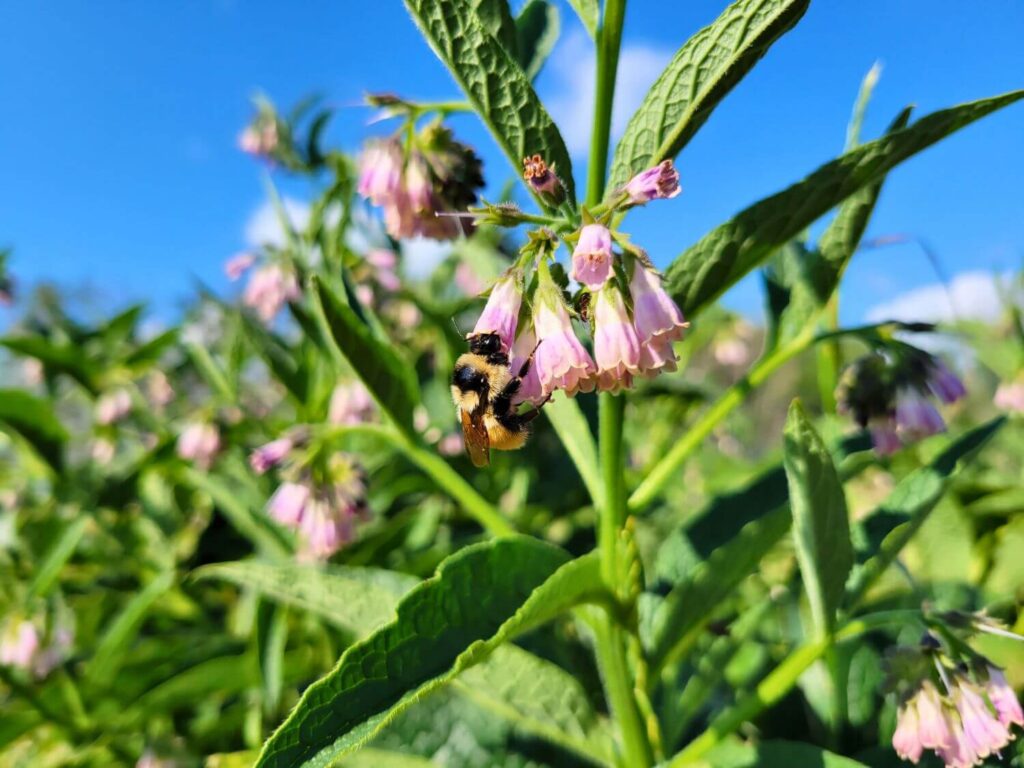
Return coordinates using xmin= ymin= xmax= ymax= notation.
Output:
xmin=1 ymin=1 xmax=1022 ymax=327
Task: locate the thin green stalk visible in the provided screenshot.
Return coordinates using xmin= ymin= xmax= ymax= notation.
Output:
xmin=817 ymin=295 xmax=840 ymax=413
xmin=594 ymin=618 xmax=655 ymax=768
xmin=629 ymin=327 xmax=816 ymax=513
xmin=585 ymin=0 xmax=626 ymax=206
xmin=598 ymin=392 xmax=626 ymax=582
xmin=666 ymin=611 xmax=918 ymax=766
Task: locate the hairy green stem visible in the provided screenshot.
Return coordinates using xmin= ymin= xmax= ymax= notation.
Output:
xmin=629 ymin=327 xmax=816 ymax=512
xmin=667 ymin=611 xmax=918 ymax=765
xmin=585 ymin=1 xmax=653 ymax=765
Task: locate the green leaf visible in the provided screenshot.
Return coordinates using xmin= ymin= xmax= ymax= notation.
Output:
xmin=254 ymin=540 xmax=604 ymax=768
xmin=608 ymin=0 xmax=810 ymax=188
xmin=543 ymin=391 xmax=602 ymax=506
xmin=85 ymin=569 xmax=175 ymax=686
xmin=666 ymin=89 xmax=1024 ymax=318
xmin=454 ymin=645 xmax=614 ymax=766
xmin=0 ymin=389 xmax=68 ymax=472
xmin=123 ymin=328 xmax=179 ymax=370
xmin=783 ymin=400 xmax=852 ymax=637
xmin=337 ymin=751 xmax=438 ymax=768
xmin=470 ymin=0 xmax=518 ymax=56
xmin=28 ymin=516 xmax=89 ymax=598
xmin=1 ymin=336 xmax=99 ymax=393
xmin=704 ymin=739 xmax=869 ymax=767
xmin=402 ymin=0 xmax=576 ymax=207
xmin=846 ymin=417 xmax=1005 ymax=606
xmin=311 ymin=276 xmax=419 ymax=433
xmin=241 ymin=313 xmax=309 ymax=402
xmin=515 ymin=0 xmax=560 ymax=80
xmin=194 ymin=561 xmax=419 ymax=637
xmin=565 ymin=0 xmax=597 ymax=39
xmin=184 ymin=340 xmax=235 ymax=401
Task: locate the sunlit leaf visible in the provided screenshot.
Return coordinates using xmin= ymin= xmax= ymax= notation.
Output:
xmin=0 ymin=389 xmax=67 ymax=472
xmin=515 ymin=0 xmax=560 ymax=80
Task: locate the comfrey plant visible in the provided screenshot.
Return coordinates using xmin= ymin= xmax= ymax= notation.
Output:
xmin=0 ymin=2 xmax=1023 ymax=768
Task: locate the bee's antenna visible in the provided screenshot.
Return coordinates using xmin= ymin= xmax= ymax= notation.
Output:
xmin=451 ymin=317 xmax=463 ymax=337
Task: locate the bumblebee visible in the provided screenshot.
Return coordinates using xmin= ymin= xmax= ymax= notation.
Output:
xmin=450 ymin=332 xmax=548 ymax=467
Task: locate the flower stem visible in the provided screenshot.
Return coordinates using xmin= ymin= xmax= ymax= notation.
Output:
xmin=628 ymin=327 xmax=816 ymax=513
xmin=585 ymin=0 xmax=626 ymax=207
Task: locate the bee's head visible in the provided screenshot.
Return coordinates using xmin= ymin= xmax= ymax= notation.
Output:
xmin=467 ymin=332 xmax=503 ymax=356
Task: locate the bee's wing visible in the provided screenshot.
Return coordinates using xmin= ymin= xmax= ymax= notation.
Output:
xmin=460 ymin=407 xmax=491 ymax=467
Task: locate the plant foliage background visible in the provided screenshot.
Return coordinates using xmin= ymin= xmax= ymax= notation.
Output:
xmin=0 ymin=2 xmax=1023 ymax=767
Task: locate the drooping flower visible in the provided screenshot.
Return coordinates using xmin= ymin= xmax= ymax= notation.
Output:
xmin=592 ymin=285 xmax=641 ymax=392
xmin=894 ymin=388 xmax=946 ymax=440
xmin=983 ymin=666 xmax=1024 ymax=729
xmin=509 ymin=325 xmax=544 ymax=406
xmin=946 ymin=679 xmax=1013 ymax=764
xmin=146 ymin=371 xmax=174 ymax=409
xmin=249 ymin=437 xmax=295 ymax=475
xmin=366 ymin=248 xmax=401 ymax=292
xmin=571 ymin=224 xmax=614 ymax=290
xmin=268 ymin=482 xmax=310 ymax=527
xmin=926 ymin=360 xmax=966 ymax=404
xmin=623 ymin=159 xmax=681 ymax=206
xmin=238 ymin=119 xmax=279 ymax=158
xmin=893 ymin=681 xmax=953 ymax=764
xmin=437 ymin=432 xmax=464 ymax=456
xmin=91 ymin=437 xmax=116 ymax=465
xmin=532 ymin=270 xmax=596 ymax=398
xmin=95 ymin=388 xmax=132 ymax=425
xmin=357 ymin=138 xmax=403 ymax=206
xmin=454 ymin=262 xmax=483 ymax=296
xmin=176 ymin=422 xmax=220 ymax=470
xmin=869 ymin=417 xmax=902 ymax=456
xmin=471 ymin=273 xmax=522 ymax=352
xmin=328 ymin=381 xmax=375 ymax=425
xmin=243 ymin=265 xmax=300 ymax=323
xmin=224 ymin=252 xmax=256 ymax=281
xmin=629 ymin=264 xmax=687 ymax=375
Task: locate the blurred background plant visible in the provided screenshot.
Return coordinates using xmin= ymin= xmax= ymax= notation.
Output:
xmin=1 ymin=1 xmax=1023 ymax=767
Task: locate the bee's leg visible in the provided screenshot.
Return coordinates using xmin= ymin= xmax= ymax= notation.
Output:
xmin=516 ymin=394 xmax=552 ymax=425
xmin=513 ymin=341 xmax=543 ymax=379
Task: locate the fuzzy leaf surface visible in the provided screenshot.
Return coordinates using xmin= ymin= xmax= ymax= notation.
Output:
xmin=254 ymin=541 xmax=604 ymax=768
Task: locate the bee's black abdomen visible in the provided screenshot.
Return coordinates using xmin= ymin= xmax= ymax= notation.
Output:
xmin=453 ymin=364 xmax=487 ymax=393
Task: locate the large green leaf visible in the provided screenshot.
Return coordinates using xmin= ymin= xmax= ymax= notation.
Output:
xmin=783 ymin=401 xmax=852 ymax=637
xmin=666 ymin=89 xmax=1024 ymax=318
xmin=0 ymin=389 xmax=68 ymax=472
xmin=704 ymin=739 xmax=869 ymax=767
xmin=311 ymin=276 xmax=419 ymax=434
xmin=469 ymin=0 xmax=518 ymax=56
xmin=28 ymin=516 xmax=88 ymax=598
xmin=194 ymin=561 xmax=419 ymax=637
xmin=403 ymin=0 xmax=576 ymax=206
xmin=846 ymin=417 xmax=1005 ymax=606
xmin=608 ymin=0 xmax=809 ymax=188
xmin=515 ymin=0 xmax=560 ymax=80
xmin=565 ymin=0 xmax=597 ymax=39
xmin=254 ymin=541 xmax=604 ymax=768
xmin=454 ymin=645 xmax=614 ymax=766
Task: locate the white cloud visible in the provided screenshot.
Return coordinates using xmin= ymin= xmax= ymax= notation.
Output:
xmin=244 ymin=197 xmax=311 ymax=248
xmin=864 ymin=270 xmax=1015 ymax=325
xmin=545 ymin=31 xmax=671 ymax=156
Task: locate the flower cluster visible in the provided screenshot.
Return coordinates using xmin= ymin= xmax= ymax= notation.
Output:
xmin=358 ymin=124 xmax=483 ymax=240
xmin=837 ymin=347 xmax=966 ymax=455
xmin=0 ymin=615 xmax=74 ymax=679
xmin=468 ymin=160 xmax=685 ymax=402
xmin=886 ymin=617 xmax=1023 ymax=768
xmin=238 ymin=114 xmax=279 ymax=159
xmin=249 ymin=428 xmax=368 ymax=561
xmin=95 ymin=388 xmax=132 ymax=425
xmin=242 ymin=264 xmax=301 ymax=324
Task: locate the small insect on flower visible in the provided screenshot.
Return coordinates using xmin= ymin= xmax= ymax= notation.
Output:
xmin=450 ymin=332 xmax=550 ymax=467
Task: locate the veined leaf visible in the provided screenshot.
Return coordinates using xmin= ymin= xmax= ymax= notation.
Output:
xmin=666 ymin=89 xmax=1024 ymax=318
xmin=455 ymin=645 xmax=614 ymax=766
xmin=470 ymin=0 xmax=518 ymax=57
xmin=783 ymin=401 xmax=852 ymax=638
xmin=194 ymin=560 xmax=419 ymax=637
xmin=403 ymin=0 xmax=576 ymax=207
xmin=254 ymin=541 xmax=605 ymax=768
xmin=337 ymin=751 xmax=438 ymax=768
xmin=515 ymin=0 xmax=560 ymax=80
xmin=543 ymin=391 xmax=602 ymax=506
xmin=0 ymin=389 xmax=68 ymax=472
xmin=311 ymin=276 xmax=419 ymax=433
xmin=609 ymin=0 xmax=809 ymax=188
xmin=846 ymin=417 xmax=1005 ymax=606
xmin=565 ymin=0 xmax=597 ymax=39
